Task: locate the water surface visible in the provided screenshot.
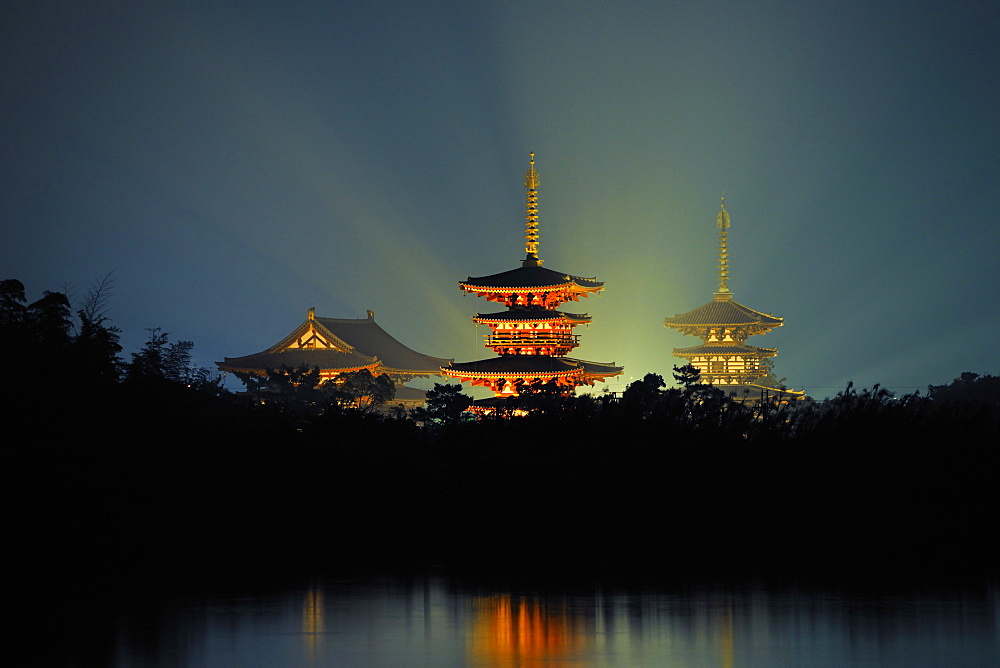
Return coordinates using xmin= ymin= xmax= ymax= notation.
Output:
xmin=91 ymin=574 xmax=1000 ymax=666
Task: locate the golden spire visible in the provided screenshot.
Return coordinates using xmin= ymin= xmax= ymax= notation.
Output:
xmin=524 ymin=152 xmax=540 ymax=262
xmin=716 ymin=193 xmax=732 ymax=296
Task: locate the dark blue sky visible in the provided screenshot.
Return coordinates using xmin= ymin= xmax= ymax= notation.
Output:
xmin=3 ymin=0 xmax=998 ymax=397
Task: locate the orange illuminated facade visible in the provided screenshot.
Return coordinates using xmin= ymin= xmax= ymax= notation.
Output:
xmin=442 ymin=154 xmax=622 ymax=396
xmin=665 ymin=197 xmax=804 ymax=400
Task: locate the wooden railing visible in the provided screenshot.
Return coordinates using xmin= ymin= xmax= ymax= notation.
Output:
xmin=484 ymin=333 xmax=580 ymax=347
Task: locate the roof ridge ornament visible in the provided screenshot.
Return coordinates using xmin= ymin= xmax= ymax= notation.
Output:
xmin=522 ymin=152 xmax=541 ymax=267
xmin=715 ymin=192 xmax=732 ymax=299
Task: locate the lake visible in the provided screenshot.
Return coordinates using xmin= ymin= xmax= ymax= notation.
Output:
xmin=63 ymin=572 xmax=999 ymax=666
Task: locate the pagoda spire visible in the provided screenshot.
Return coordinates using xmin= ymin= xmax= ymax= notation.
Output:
xmin=715 ymin=193 xmax=732 ymax=300
xmin=523 ymin=152 xmax=541 ymax=266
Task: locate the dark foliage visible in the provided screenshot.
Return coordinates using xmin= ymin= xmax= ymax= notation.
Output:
xmin=1 ymin=277 xmax=124 ymax=407
xmin=412 ymin=382 xmax=473 ymax=426
xmin=5 ymin=279 xmax=999 ymax=619
xmin=233 ymin=366 xmax=396 ymax=423
xmin=928 ymin=372 xmax=1000 ymax=408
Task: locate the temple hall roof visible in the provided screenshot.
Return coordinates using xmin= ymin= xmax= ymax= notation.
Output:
xmin=218 ymin=349 xmax=377 ymax=375
xmin=218 ymin=310 xmax=451 ymax=377
xmin=315 ymin=315 xmax=452 ymax=372
xmin=392 ymin=385 xmax=431 ymax=405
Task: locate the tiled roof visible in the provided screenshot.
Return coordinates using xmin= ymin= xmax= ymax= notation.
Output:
xmin=218 ymin=312 xmax=451 ymax=376
xmin=673 ymin=342 xmax=777 ymax=356
xmin=443 ymin=355 xmax=623 ymax=380
xmin=218 ymin=349 xmax=377 ymax=373
xmin=391 ymin=385 xmax=429 ymax=402
xmin=473 ymin=308 xmax=591 ymax=323
xmin=462 ymin=265 xmax=603 ymax=291
xmin=444 ymin=355 xmax=582 ymax=376
xmin=568 ymin=358 xmax=624 ymax=376
xmin=316 ymin=316 xmax=452 ymax=372
xmin=664 ymin=295 xmax=783 ymax=327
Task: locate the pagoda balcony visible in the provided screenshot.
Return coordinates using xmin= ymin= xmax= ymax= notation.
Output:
xmin=700 ymin=372 xmax=766 ymax=385
xmin=483 ymin=333 xmax=580 ymax=348
xmin=488 ymin=347 xmax=577 ymax=357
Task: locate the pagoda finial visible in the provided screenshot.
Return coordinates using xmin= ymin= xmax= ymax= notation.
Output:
xmin=716 ymin=193 xmax=732 ymax=297
xmin=523 ymin=152 xmax=541 ymax=266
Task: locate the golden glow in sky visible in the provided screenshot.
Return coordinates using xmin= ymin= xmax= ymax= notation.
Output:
xmin=4 ymin=1 xmax=998 ymax=398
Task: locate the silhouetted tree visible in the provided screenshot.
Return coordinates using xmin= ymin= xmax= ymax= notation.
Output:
xmin=756 ymin=358 xmax=788 ymax=389
xmin=1 ymin=281 xmax=76 ymax=395
xmin=126 ymin=328 xmax=192 ymax=383
xmin=233 ymin=365 xmax=395 ymax=415
xmin=0 ymin=279 xmax=27 ymax=327
xmin=414 ymin=383 xmax=473 ymax=425
xmin=233 ymin=370 xmax=269 ymax=398
xmin=262 ymin=364 xmax=325 ymax=403
xmin=510 ymin=378 xmax=566 ymax=414
xmin=73 ymin=274 xmax=123 ymax=384
xmin=0 ymin=280 xmax=29 ymax=366
xmin=27 ymin=291 xmax=73 ymax=347
xmin=672 ymin=363 xmax=701 ymax=390
xmin=928 ymin=372 xmax=1000 ymax=408
xmin=621 ymin=373 xmax=667 ymax=419
xmin=125 ymin=328 xmax=220 ymax=391
xmin=334 ymin=370 xmax=396 ymax=412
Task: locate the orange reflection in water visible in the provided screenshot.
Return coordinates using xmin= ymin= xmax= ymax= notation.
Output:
xmin=469 ymin=594 xmax=589 ymax=666
xmin=720 ymin=605 xmax=733 ymax=668
xmin=302 ymin=585 xmax=324 ymax=660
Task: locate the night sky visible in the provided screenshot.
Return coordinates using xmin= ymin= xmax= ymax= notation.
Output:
xmin=4 ymin=1 xmax=998 ymax=398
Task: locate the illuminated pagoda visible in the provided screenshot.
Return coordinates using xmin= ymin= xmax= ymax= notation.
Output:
xmin=442 ymin=154 xmax=622 ymax=396
xmin=664 ymin=196 xmax=803 ymax=400
xmin=217 ymin=308 xmax=451 ymax=407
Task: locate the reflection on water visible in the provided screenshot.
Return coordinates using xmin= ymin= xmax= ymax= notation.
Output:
xmin=470 ymin=594 xmax=590 ymax=665
xmin=302 ymin=585 xmax=324 ymax=661
xmin=93 ymin=575 xmax=998 ymax=666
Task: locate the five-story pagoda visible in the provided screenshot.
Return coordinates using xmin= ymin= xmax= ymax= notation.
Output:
xmin=442 ymin=154 xmax=622 ymax=396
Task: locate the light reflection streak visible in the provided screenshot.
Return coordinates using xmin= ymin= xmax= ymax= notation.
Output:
xmin=302 ymin=584 xmax=324 ymax=660
xmin=469 ymin=594 xmax=590 ymax=666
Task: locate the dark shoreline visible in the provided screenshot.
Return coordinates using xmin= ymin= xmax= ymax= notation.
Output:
xmin=12 ymin=381 xmax=999 ymax=601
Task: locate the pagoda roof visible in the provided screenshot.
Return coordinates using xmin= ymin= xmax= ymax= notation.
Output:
xmin=473 ymin=308 xmax=591 ymax=323
xmin=673 ymin=342 xmax=777 ymax=356
xmin=570 ymin=358 xmax=624 ymax=376
xmin=444 ymin=355 xmax=582 ymax=377
xmin=664 ymin=293 xmax=783 ymax=328
xmin=218 ymin=310 xmax=451 ymax=376
xmin=442 ymin=355 xmax=622 ymax=380
xmin=461 ymin=264 xmax=603 ymax=293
